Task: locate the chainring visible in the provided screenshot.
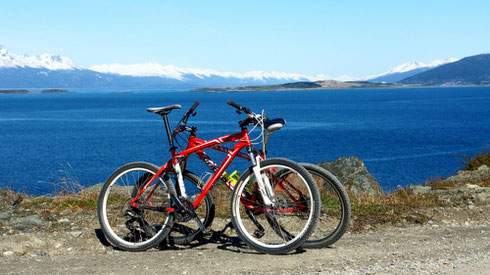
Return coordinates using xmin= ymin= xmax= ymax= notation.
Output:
xmin=174 ymin=197 xmax=196 ymax=222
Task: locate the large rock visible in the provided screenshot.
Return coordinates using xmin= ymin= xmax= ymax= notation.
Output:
xmin=433 ymin=184 xmax=490 ymax=205
xmin=446 ymin=165 xmax=490 ymax=183
xmin=317 ymin=156 xmax=383 ymax=195
xmin=408 ymin=165 xmax=490 ymax=205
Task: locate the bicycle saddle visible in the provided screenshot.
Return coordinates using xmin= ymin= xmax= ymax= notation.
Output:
xmin=148 ymin=104 xmax=182 ymax=115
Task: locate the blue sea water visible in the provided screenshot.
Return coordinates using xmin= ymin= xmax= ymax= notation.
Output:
xmin=0 ymin=87 xmax=489 ymax=195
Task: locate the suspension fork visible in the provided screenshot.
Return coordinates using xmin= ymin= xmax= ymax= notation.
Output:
xmin=248 ymin=148 xmax=275 ymax=206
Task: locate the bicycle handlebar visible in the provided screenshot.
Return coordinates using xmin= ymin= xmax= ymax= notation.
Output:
xmin=173 ymin=101 xmax=200 ymax=138
xmin=227 ymin=100 xmax=252 ymax=114
xmin=182 ymin=101 xmax=199 ymax=125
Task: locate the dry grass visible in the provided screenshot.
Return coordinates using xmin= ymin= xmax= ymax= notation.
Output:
xmin=208 ymin=183 xmax=446 ymax=232
xmin=19 ymin=163 xmax=100 ymax=213
xmin=348 ymin=188 xmax=445 ymax=232
xmin=27 ymin=189 xmax=99 ymax=213
xmin=210 ymin=185 xmax=233 ymax=218
xmin=426 ymin=176 xmax=490 ymax=189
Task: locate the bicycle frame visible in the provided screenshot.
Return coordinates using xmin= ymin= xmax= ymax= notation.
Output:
xmin=190 ymin=134 xmax=310 ymax=213
xmin=130 ymin=128 xmax=254 ymax=211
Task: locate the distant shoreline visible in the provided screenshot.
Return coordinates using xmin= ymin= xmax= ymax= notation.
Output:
xmin=0 ymin=89 xmax=73 ymax=94
xmin=188 ymin=81 xmax=490 ymax=93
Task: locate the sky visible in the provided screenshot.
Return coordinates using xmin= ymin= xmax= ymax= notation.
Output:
xmin=1 ymin=0 xmax=489 ymax=77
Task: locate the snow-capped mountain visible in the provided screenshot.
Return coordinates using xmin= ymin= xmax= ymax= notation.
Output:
xmin=1 ymin=46 xmax=329 ymax=88
xmin=0 ymin=46 xmax=82 ymax=70
xmin=368 ymin=58 xmax=458 ymax=83
xmin=0 ymin=47 xmax=331 ymax=87
xmin=0 ymin=46 xmax=462 ymax=88
xmin=89 ymin=62 xmax=329 ymax=82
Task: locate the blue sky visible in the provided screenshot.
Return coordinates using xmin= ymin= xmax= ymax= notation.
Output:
xmin=1 ymin=0 xmax=489 ymax=76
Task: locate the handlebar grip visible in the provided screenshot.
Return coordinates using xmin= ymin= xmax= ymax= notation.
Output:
xmin=190 ymin=101 xmax=200 ymax=111
xmin=227 ymin=100 xmax=252 ymax=114
xmin=227 ymin=100 xmax=242 ymax=110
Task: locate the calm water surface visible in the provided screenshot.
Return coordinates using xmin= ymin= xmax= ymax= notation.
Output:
xmin=0 ymin=87 xmax=489 ymax=195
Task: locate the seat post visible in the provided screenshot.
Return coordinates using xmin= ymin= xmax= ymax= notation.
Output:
xmin=161 ymin=114 xmax=175 ymax=149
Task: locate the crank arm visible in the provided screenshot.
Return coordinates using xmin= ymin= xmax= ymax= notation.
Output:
xmin=193 ymin=216 xmax=210 ymax=235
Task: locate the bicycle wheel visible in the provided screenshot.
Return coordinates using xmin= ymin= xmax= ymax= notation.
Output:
xmin=300 ymin=163 xmax=350 ymax=248
xmin=167 ymin=171 xmax=215 ymax=245
xmin=97 ymin=162 xmax=175 ymax=251
xmin=230 ymin=158 xmax=320 ymax=254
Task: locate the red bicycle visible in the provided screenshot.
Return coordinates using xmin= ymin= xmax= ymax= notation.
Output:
xmin=166 ymin=103 xmax=351 ymax=249
xmin=97 ymin=100 xmax=321 ymax=254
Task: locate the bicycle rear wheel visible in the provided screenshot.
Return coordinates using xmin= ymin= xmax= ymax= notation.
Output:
xmin=97 ymin=162 xmax=175 ymax=251
xmin=230 ymin=158 xmax=320 ymax=254
xmin=300 ymin=163 xmax=350 ymax=248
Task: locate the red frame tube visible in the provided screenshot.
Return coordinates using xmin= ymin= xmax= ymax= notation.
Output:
xmin=131 ymin=129 xmax=252 ymax=209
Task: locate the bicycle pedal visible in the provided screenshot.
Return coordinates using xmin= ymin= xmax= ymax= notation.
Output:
xmin=202 ymin=229 xmax=213 ymax=238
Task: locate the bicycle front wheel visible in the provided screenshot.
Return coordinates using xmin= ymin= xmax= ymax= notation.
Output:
xmin=230 ymin=158 xmax=320 ymax=254
xmin=300 ymin=163 xmax=351 ymax=248
xmin=97 ymin=162 xmax=175 ymax=251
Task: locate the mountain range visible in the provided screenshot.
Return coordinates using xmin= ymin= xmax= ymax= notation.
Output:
xmin=0 ymin=47 xmax=324 ymax=88
xmin=0 ymin=46 xmax=487 ymax=88
xmin=400 ymin=54 xmax=490 ymax=85
xmin=367 ymin=59 xmax=458 ymax=83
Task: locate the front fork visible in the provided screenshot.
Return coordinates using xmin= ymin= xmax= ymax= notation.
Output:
xmin=173 ymin=159 xmax=187 ymax=198
xmin=248 ymin=149 xmax=275 ymax=207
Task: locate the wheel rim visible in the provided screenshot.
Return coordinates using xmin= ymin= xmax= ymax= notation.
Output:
xmin=234 ymin=164 xmax=315 ymax=249
xmin=101 ymin=167 xmax=171 ymax=247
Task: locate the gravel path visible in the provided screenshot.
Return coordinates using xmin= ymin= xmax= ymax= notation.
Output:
xmin=1 ymin=214 xmax=489 ymax=274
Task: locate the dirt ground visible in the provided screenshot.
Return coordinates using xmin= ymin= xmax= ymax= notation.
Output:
xmin=0 ymin=206 xmax=489 ymax=274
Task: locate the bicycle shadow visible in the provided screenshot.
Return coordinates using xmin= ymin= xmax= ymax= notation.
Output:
xmin=95 ymin=224 xmax=308 ymax=255
xmin=160 ymin=222 xmax=307 ymax=255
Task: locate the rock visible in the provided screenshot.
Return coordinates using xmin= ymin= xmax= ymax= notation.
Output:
xmin=410 ymin=185 xmax=432 ymax=195
xmin=317 ymin=156 xmax=383 ymax=195
xmin=463 ymin=184 xmax=480 ymax=190
xmin=446 ymin=165 xmax=490 ymax=183
xmin=70 ymin=231 xmax=83 ymax=238
xmin=26 ymin=237 xmax=45 ymax=249
xmin=474 ymin=192 xmax=490 ymax=204
xmin=0 ymin=211 xmax=11 ymax=220
xmin=477 ymin=165 xmax=489 ymax=172
xmin=0 ymin=188 xmax=24 ymax=205
xmin=47 ymin=214 xmax=58 ymax=221
xmin=13 ymin=214 xmax=44 ymax=228
xmin=2 ymin=251 xmax=15 ymax=256
xmin=83 ymin=182 xmax=104 ymax=192
xmin=432 ymin=184 xmax=490 ymax=205
xmin=58 ymin=218 xmax=70 ymax=223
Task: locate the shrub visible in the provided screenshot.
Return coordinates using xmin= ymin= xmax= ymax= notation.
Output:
xmin=458 ymin=146 xmax=490 ymax=171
